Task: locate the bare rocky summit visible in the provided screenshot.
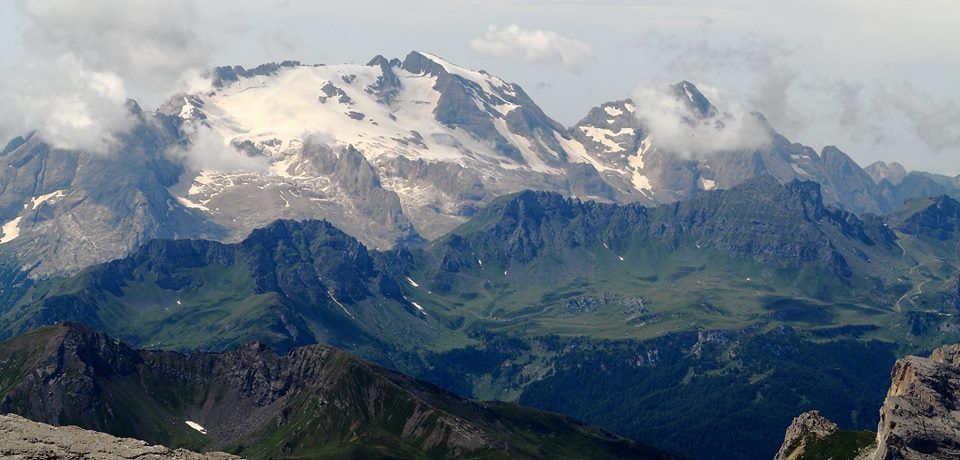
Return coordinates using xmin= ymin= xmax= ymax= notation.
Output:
xmin=777 ymin=343 xmax=960 ymax=460
xmin=873 ymin=344 xmax=960 ymax=459
xmin=774 ymin=410 xmax=840 ymax=460
xmin=0 ymin=413 xmax=240 ymax=459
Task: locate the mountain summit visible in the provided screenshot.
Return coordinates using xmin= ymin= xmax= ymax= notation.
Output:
xmin=0 ymin=51 xmax=957 ymax=277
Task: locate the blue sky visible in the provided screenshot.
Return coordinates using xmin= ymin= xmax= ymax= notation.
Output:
xmin=1 ymin=0 xmax=958 ymax=174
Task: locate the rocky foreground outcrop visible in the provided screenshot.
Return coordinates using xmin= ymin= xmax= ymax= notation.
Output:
xmin=776 ymin=343 xmax=960 ymax=459
xmin=774 ymin=411 xmax=841 ymax=459
xmin=0 ymin=413 xmax=240 ymax=459
xmin=873 ymin=344 xmax=960 ymax=459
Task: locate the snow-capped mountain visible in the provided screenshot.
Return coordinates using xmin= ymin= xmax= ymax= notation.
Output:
xmin=164 ymin=51 xmax=619 ymax=247
xmin=0 ymin=51 xmax=957 ymax=277
xmin=571 ymin=81 xmax=899 ymax=214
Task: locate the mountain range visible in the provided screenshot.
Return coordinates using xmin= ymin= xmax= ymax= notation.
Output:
xmin=0 ymin=51 xmax=957 ymax=278
xmin=1 ymin=50 xmax=959 ymax=460
xmin=1 ymin=176 xmax=958 ymax=458
xmin=0 ymin=323 xmax=672 ymax=459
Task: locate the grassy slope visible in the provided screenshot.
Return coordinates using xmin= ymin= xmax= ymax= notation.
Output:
xmin=783 ymin=429 xmax=876 ymax=460
xmin=402 ymin=234 xmax=911 ymax=349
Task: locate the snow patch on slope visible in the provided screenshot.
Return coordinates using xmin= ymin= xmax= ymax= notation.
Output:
xmin=31 ymin=190 xmax=65 ymax=209
xmin=578 ymin=126 xmax=634 ymax=153
xmin=628 ymin=136 xmax=653 ymax=194
xmin=185 ymin=421 xmax=207 ymax=434
xmin=0 ymin=217 xmax=22 ymax=244
xmin=604 ymin=106 xmax=623 ymax=117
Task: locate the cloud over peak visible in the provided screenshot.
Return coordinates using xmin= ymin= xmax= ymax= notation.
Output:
xmin=631 ymin=82 xmax=772 ymax=157
xmin=469 ymin=24 xmax=594 ymax=72
xmin=0 ymin=0 xmax=211 ymax=153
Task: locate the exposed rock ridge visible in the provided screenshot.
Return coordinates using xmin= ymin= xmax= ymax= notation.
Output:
xmin=0 ymin=324 xmax=673 ymax=459
xmin=777 ymin=343 xmax=960 ymax=460
xmin=774 ymin=410 xmax=839 ymax=460
xmin=0 ymin=413 xmax=240 ymax=459
xmin=872 ymin=344 xmax=960 ymax=459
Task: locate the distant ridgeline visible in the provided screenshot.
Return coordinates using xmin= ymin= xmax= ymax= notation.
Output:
xmin=0 ymin=177 xmax=957 ymax=458
xmin=0 ymin=323 xmax=673 ymax=459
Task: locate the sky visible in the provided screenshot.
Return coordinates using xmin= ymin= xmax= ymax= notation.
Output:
xmin=0 ymin=0 xmax=957 ymax=175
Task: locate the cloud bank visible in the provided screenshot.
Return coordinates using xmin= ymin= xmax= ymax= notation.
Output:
xmin=633 ymin=29 xmax=960 ymax=172
xmin=0 ymin=0 xmax=210 ymax=153
xmin=470 ymin=24 xmax=594 ymax=72
xmin=631 ymin=84 xmax=771 ymax=157
xmin=169 ymin=124 xmax=271 ymax=173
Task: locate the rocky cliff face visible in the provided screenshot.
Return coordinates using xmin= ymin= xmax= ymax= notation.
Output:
xmin=893 ymin=195 xmax=960 ymax=241
xmin=428 ymin=176 xmax=898 ymax=285
xmin=0 ymin=414 xmax=239 ymax=459
xmin=866 ymin=161 xmax=909 ymax=186
xmin=774 ymin=411 xmax=840 ymax=460
xmin=777 ymin=343 xmax=960 ymax=460
xmin=0 ymin=112 xmax=224 ymax=277
xmin=872 ymin=344 xmax=960 ymax=459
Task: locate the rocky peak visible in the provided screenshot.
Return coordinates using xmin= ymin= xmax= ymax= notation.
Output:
xmin=210 ymin=60 xmax=301 ymax=88
xmin=780 ymin=343 xmax=960 ymax=460
xmin=1 ymin=134 xmax=29 ymax=155
xmin=671 ymin=80 xmax=717 ymax=118
xmin=930 ymin=343 xmax=960 ymax=367
xmin=774 ymin=410 xmax=839 ymax=460
xmin=894 ymin=195 xmax=960 ymax=241
xmin=872 ymin=343 xmax=960 ymax=459
xmin=365 ymin=55 xmax=403 ymax=104
xmin=399 ymin=50 xmax=447 ymax=77
xmin=866 ymin=161 xmax=909 ymax=185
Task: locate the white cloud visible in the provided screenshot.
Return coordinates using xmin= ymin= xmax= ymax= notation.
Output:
xmin=630 ymin=21 xmax=960 ymax=173
xmin=0 ymin=0 xmax=211 ymax=153
xmin=631 ymin=83 xmax=772 ymax=157
xmin=5 ymin=54 xmax=135 ymax=153
xmin=170 ymin=124 xmax=270 ymax=173
xmin=469 ymin=24 xmax=594 ymax=72
xmin=873 ymin=83 xmax=960 ymax=154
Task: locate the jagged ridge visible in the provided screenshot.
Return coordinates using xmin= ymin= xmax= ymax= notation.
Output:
xmin=0 ymin=323 xmax=674 ymax=459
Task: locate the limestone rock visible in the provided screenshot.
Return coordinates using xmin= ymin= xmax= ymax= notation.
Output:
xmin=872 ymin=344 xmax=960 ymax=459
xmin=0 ymin=413 xmax=241 ymax=459
xmin=774 ymin=410 xmax=839 ymax=460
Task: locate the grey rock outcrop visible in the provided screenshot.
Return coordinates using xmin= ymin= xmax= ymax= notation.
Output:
xmin=872 ymin=344 xmax=960 ymax=459
xmin=866 ymin=161 xmax=909 ymax=186
xmin=0 ymin=413 xmax=240 ymax=459
xmin=774 ymin=410 xmax=839 ymax=460
xmin=778 ymin=344 xmax=960 ymax=460
xmin=0 ymin=115 xmax=224 ymax=277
